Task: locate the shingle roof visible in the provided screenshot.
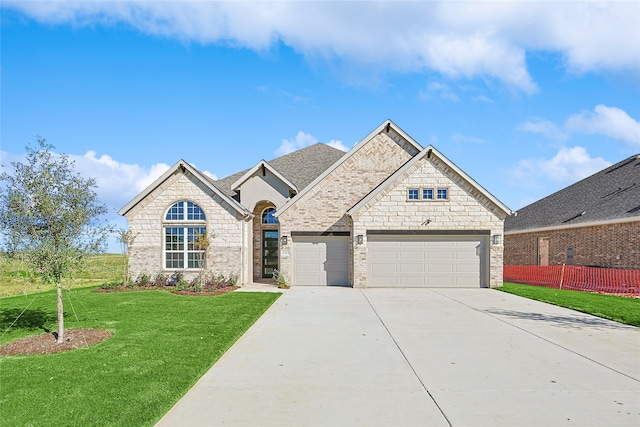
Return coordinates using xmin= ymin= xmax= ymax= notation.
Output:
xmin=505 ymin=154 xmax=640 ymax=232
xmin=211 ymin=143 xmax=346 ymax=198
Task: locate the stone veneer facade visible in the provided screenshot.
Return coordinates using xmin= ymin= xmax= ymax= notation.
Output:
xmin=123 ymin=170 xmax=249 ymax=282
xmin=350 ymin=155 xmax=507 ymax=288
xmin=277 ymin=130 xmax=419 ymax=285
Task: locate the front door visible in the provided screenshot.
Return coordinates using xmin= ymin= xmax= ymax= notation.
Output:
xmin=262 ymin=230 xmax=279 ymax=278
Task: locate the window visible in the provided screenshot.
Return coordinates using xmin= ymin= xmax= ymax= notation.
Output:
xmin=164 ymin=201 xmax=206 ymax=269
xmin=166 ymin=201 xmax=205 ymax=221
xmin=408 ymin=187 xmax=449 ymax=201
xmin=262 ymin=207 xmax=278 ymax=224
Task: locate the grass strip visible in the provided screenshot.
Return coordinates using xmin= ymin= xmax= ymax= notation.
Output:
xmin=498 ymin=282 xmax=640 ymax=327
xmin=0 ymin=253 xmax=126 ymax=297
xmin=0 ymin=288 xmax=280 ymax=426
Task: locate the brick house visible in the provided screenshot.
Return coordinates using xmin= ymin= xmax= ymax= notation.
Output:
xmin=119 ymin=120 xmax=511 ymax=288
xmin=504 ymin=154 xmax=640 ymax=270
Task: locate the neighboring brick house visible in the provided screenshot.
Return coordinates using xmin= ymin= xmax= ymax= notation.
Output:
xmin=119 ymin=120 xmax=511 ymax=288
xmin=504 ymin=154 xmax=640 ymax=270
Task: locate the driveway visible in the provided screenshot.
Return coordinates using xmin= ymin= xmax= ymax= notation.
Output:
xmin=157 ymin=287 xmax=640 ymax=427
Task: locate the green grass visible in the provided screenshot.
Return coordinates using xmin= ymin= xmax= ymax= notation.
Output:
xmin=498 ymin=282 xmax=640 ymax=327
xmin=0 ymin=287 xmax=280 ymax=426
xmin=0 ymin=253 xmax=126 ymax=297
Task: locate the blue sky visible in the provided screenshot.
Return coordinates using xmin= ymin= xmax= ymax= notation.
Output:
xmin=2 ymin=1 xmax=639 ymax=252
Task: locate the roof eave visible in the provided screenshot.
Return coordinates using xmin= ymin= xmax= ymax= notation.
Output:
xmin=118 ymin=160 xmax=250 ymax=217
xmin=276 ymin=119 xmax=422 ymax=218
xmin=347 ymin=145 xmax=511 ymax=217
xmin=231 ymin=160 xmax=298 ymax=193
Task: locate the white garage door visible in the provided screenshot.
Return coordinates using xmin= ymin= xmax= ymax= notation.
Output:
xmin=292 ymin=235 xmax=349 ymax=286
xmin=367 ymin=235 xmax=486 ymax=288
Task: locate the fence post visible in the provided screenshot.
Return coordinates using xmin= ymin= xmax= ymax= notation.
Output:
xmin=559 ymin=263 xmax=566 ymax=290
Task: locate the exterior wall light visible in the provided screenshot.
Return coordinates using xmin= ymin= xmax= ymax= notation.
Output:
xmin=281 ymin=236 xmax=288 ymax=246
xmin=491 ymin=234 xmax=502 ymax=245
xmin=356 ymin=235 xmax=364 ymax=245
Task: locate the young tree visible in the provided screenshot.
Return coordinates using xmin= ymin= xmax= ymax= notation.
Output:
xmin=0 ymin=138 xmax=109 ymax=343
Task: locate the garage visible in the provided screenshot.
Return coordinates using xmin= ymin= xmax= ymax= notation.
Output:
xmin=367 ymin=233 xmax=487 ymax=288
xmin=292 ymin=235 xmax=349 ymax=286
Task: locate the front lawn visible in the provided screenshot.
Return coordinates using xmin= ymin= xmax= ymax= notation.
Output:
xmin=498 ymin=282 xmax=640 ymax=327
xmin=0 ymin=288 xmax=280 ymax=426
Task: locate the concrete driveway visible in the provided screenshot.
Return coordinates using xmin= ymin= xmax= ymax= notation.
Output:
xmin=157 ymin=287 xmax=640 ymax=427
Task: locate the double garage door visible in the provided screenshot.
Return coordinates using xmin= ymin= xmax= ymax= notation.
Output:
xmin=367 ymin=234 xmax=487 ymax=288
xmin=291 ymin=233 xmax=487 ymax=287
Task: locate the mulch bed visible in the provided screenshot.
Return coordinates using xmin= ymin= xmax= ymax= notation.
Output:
xmin=0 ymin=328 xmax=112 ymax=356
xmin=95 ymin=286 xmax=238 ymax=296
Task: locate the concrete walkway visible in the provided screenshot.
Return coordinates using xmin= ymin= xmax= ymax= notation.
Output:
xmin=157 ymin=287 xmax=640 ymax=427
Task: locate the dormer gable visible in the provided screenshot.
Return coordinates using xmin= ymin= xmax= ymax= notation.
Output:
xmin=231 ymin=160 xmax=298 ymax=211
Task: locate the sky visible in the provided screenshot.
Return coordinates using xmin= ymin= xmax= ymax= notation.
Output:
xmin=2 ymin=1 xmax=639 ymax=253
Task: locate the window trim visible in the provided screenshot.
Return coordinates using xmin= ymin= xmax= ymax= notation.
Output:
xmin=163 ymin=200 xmax=207 ymax=270
xmin=407 ymin=188 xmax=420 ymax=200
xmin=164 ymin=200 xmax=206 ymax=222
xmin=436 ymin=187 xmax=449 ymax=200
xmin=407 ymin=187 xmax=450 ymax=201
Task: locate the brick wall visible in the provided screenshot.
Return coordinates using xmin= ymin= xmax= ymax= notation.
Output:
xmin=124 ymin=170 xmax=246 ymax=281
xmin=504 ymin=220 xmax=640 ymax=270
xmin=351 ymin=155 xmax=506 ymax=287
xmin=278 ymin=130 xmax=418 ymax=283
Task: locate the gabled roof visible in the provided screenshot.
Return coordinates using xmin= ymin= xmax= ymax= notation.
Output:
xmin=118 ymin=160 xmax=250 ymax=217
xmin=347 ymin=145 xmax=511 ymax=217
xmin=231 ymin=160 xmax=298 ymax=193
xmin=213 ymin=143 xmax=346 ymax=198
xmin=276 ymin=119 xmax=423 ymax=217
xmin=505 ymin=154 xmax=640 ymax=233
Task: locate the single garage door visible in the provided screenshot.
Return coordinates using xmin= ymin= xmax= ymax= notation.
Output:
xmin=292 ymin=235 xmax=349 ymax=286
xmin=367 ymin=234 xmax=486 ymax=288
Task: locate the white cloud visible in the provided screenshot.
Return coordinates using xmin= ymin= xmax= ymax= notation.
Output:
xmin=69 ymin=151 xmax=171 ymax=204
xmin=6 ymin=1 xmax=638 ymax=93
xmin=565 ymin=105 xmax=640 ymax=147
xmin=325 ymin=140 xmax=349 ymax=152
xmin=507 ymin=146 xmax=610 ymax=187
xmin=519 ymin=120 xmax=568 ymax=141
xmin=420 ymin=82 xmax=459 ymax=101
xmin=276 ymin=131 xmax=348 ymax=156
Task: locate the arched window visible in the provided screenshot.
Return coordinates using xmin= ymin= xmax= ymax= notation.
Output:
xmin=165 ymin=201 xmax=206 ymax=221
xmin=164 ymin=201 xmax=207 ymax=269
xmin=261 ymin=207 xmax=278 ymax=224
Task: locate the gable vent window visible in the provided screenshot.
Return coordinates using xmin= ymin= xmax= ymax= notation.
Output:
xmin=164 ymin=201 xmax=207 ymax=269
xmin=408 ymin=187 xmax=449 ymax=201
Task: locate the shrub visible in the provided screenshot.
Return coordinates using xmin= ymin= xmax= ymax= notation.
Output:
xmin=153 ymin=272 xmax=168 ymax=288
xmin=135 ymin=274 xmax=152 ymax=287
xmin=228 ymin=272 xmax=239 ymax=286
xmin=272 ymin=269 xmax=289 ymax=289
xmin=169 ymin=271 xmax=190 ymax=291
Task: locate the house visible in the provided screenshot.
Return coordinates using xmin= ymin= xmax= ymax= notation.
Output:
xmin=119 ymin=120 xmax=511 ymax=288
xmin=504 ymin=154 xmax=640 ymax=270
